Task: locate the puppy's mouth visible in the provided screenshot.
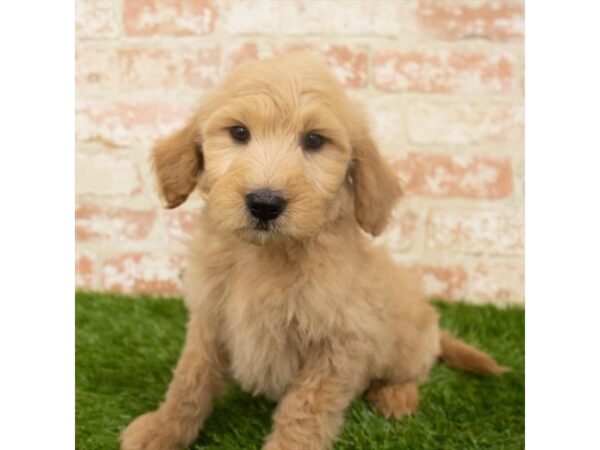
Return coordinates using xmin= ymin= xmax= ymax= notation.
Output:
xmin=250 ymin=218 xmax=284 ymax=237
xmin=237 ymin=217 xmax=289 ymax=245
xmin=254 ymin=220 xmax=271 ymax=231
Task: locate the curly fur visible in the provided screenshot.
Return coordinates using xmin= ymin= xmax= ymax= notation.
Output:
xmin=121 ymin=53 xmax=505 ymax=450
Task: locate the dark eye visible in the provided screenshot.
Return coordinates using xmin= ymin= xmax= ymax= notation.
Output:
xmin=230 ymin=125 xmax=250 ymax=143
xmin=302 ymin=133 xmax=326 ymax=151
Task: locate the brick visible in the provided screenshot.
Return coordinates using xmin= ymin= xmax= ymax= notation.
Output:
xmin=102 ymin=252 xmax=184 ymax=294
xmin=163 ymin=210 xmax=198 ymax=243
xmin=76 ymin=153 xmax=142 ymax=198
xmin=76 ymin=204 xmax=156 ymax=242
xmin=324 ymin=45 xmax=368 ymax=88
xmin=76 ymin=101 xmax=192 ymax=147
xmin=223 ymin=42 xmax=367 ymax=88
xmin=427 ymin=208 xmax=524 ymax=255
xmin=118 ymin=47 xmax=182 ymax=90
xmin=367 ymin=98 xmax=405 ymax=152
xmin=219 ymin=1 xmax=417 ymax=36
xmin=75 ymin=251 xmax=96 ymax=290
xmin=75 ymin=0 xmax=119 ymax=38
xmin=222 ymin=42 xmax=264 ymax=70
xmin=75 ymin=45 xmax=119 ymax=90
xmin=470 ymin=260 xmax=524 ymax=304
xmin=76 ymin=44 xmax=221 ymax=91
xmin=417 ymin=1 xmax=524 ymax=42
xmin=407 ymin=101 xmax=524 ymax=145
xmin=392 ymin=153 xmax=513 ymax=199
xmin=420 ymin=265 xmax=468 ymax=300
xmin=374 ymin=207 xmax=419 ymax=252
xmin=373 ymin=48 xmax=517 ymax=94
xmin=180 ymin=46 xmax=222 ymax=88
xmin=123 ymin=0 xmax=217 ymax=36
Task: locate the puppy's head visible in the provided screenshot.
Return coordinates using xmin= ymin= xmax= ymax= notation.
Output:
xmin=153 ymin=53 xmax=401 ymax=243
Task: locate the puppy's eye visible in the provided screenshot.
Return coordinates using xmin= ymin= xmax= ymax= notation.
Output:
xmin=302 ymin=133 xmax=326 ymax=151
xmin=230 ymin=126 xmax=250 ymax=143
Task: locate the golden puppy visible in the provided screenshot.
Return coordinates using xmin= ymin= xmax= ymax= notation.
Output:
xmin=121 ymin=53 xmax=505 ymax=450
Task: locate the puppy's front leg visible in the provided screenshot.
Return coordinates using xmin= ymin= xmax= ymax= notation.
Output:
xmin=121 ymin=316 xmax=228 ymax=450
xmin=263 ymin=349 xmax=366 ymax=450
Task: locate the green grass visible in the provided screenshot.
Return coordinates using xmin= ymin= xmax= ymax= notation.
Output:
xmin=76 ymin=292 xmax=524 ymax=450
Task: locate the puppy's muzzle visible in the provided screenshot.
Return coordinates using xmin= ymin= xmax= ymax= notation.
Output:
xmin=245 ymin=189 xmax=287 ymax=223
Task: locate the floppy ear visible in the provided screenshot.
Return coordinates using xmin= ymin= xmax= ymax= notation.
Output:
xmin=350 ymin=122 xmax=402 ymax=236
xmin=152 ymin=118 xmax=203 ymax=209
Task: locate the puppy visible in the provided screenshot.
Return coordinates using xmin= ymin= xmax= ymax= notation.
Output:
xmin=121 ymin=52 xmax=505 ymax=450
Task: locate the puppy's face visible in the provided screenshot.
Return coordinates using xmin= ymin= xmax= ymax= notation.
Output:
xmin=153 ymin=53 xmax=401 ymax=243
xmin=201 ymin=69 xmax=353 ymax=243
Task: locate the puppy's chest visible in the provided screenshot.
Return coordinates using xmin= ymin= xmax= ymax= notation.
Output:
xmin=222 ymin=278 xmax=327 ymax=400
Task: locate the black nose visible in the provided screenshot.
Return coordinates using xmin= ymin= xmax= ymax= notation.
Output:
xmin=245 ymin=189 xmax=287 ymax=222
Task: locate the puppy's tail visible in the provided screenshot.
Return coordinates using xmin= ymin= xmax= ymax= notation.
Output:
xmin=439 ymin=331 xmax=509 ymax=375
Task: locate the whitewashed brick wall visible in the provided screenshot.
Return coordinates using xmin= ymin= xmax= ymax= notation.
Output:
xmin=76 ymin=0 xmax=525 ymax=305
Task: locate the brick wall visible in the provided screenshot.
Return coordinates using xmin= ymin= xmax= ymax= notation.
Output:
xmin=75 ymin=0 xmax=525 ymax=305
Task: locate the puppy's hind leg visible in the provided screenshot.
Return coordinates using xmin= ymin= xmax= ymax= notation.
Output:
xmin=366 ymin=380 xmax=419 ymax=420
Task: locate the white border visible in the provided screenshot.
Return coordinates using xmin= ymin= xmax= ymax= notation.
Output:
xmin=527 ymin=1 xmax=600 ymax=448
xmin=0 ymin=2 xmax=74 ymax=448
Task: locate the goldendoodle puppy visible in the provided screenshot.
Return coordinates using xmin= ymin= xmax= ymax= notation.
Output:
xmin=121 ymin=52 xmax=505 ymax=450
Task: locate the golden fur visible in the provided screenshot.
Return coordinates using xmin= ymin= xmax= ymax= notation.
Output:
xmin=121 ymin=53 xmax=505 ymax=450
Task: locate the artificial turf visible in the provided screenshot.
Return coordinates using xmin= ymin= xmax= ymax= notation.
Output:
xmin=76 ymin=292 xmax=524 ymax=450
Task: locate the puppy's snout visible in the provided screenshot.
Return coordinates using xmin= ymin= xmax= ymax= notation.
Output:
xmin=245 ymin=189 xmax=287 ymax=222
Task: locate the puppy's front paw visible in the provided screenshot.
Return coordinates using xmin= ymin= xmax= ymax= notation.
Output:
xmin=121 ymin=411 xmax=181 ymax=450
xmin=263 ymin=436 xmax=312 ymax=450
xmin=262 ymin=439 xmax=285 ymax=450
